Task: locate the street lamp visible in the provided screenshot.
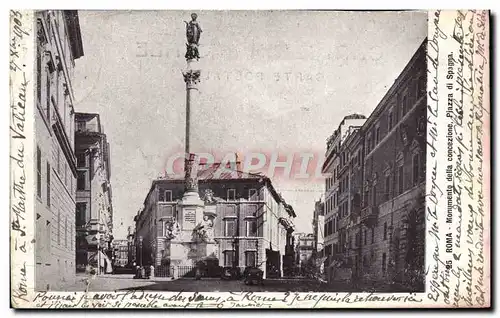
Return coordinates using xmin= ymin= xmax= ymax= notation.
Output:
xmin=139 ymin=236 xmax=143 ymax=268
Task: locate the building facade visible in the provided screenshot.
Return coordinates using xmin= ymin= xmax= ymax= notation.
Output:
xmin=112 ymin=239 xmax=129 ymax=268
xmin=312 ymin=199 xmax=325 ymax=257
xmin=358 ymin=41 xmax=426 ymax=287
xmin=134 ymin=163 xmax=296 ymax=279
xmin=127 ymin=225 xmax=137 ymax=267
xmin=320 ymin=40 xmax=426 ymax=289
xmin=322 ymin=114 xmax=366 ymax=280
xmin=293 ymin=233 xmax=315 ymax=271
xmin=75 ymin=112 xmax=114 ymax=274
xmin=34 ymin=10 xmax=84 ymax=291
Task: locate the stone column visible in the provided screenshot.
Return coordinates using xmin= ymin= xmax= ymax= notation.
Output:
xmin=179 ymin=13 xmax=204 ymax=233
xmin=170 ymin=13 xmax=206 ymax=268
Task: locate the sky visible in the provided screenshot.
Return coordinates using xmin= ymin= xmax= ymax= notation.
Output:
xmin=72 ymin=10 xmax=427 ymax=239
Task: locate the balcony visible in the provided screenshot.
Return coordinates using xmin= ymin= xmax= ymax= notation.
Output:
xmin=361 ymin=205 xmax=379 ymax=226
xmin=76 ymin=122 xmax=100 ymax=134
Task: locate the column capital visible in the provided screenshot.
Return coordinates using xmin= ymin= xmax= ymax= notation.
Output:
xmin=183 ymin=69 xmax=201 ymax=88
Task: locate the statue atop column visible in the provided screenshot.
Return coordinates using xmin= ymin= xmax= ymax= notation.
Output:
xmin=184 ymin=13 xmax=202 ymax=60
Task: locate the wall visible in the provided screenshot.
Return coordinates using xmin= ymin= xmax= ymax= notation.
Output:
xmin=35 ymin=11 xmax=80 ymax=291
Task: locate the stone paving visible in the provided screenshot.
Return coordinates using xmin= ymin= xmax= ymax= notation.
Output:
xmin=49 ymin=274 xmax=415 ymax=293
xmin=54 ymin=274 xmax=154 ymax=292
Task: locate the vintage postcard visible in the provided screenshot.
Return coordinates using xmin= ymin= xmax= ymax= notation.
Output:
xmin=10 ymin=9 xmax=490 ymax=309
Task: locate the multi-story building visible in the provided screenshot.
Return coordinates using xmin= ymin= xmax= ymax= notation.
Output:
xmin=112 ymin=239 xmax=129 ymax=268
xmin=321 ymin=114 xmax=366 ymax=280
xmin=127 ymin=225 xmax=136 ymax=267
xmin=312 ymin=199 xmax=325 ymax=257
xmin=74 ymin=112 xmax=114 ymax=274
xmin=359 ymin=40 xmax=426 ymax=287
xmin=320 ymin=40 xmax=426 ymax=289
xmin=293 ymin=233 xmax=315 ymax=275
xmin=34 ymin=10 xmax=84 ymax=291
xmin=134 ymin=162 xmax=296 ymax=279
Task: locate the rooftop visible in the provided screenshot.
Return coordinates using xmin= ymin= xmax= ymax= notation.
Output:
xmin=137 ymin=161 xmax=297 ymax=219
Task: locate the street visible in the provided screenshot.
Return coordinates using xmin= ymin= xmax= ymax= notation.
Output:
xmin=55 ymin=274 xmax=416 ymax=293
xmin=60 ymin=275 xmax=347 ymax=292
xmin=125 ymin=278 xmax=335 ymax=292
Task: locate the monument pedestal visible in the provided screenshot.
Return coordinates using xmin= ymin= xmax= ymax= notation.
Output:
xmin=170 ymin=190 xmax=205 ymax=268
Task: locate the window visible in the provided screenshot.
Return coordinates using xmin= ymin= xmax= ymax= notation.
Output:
xmin=54 ymin=70 xmax=60 ymax=109
xmin=46 ymin=220 xmax=51 ymax=255
xmin=57 ymin=210 xmax=61 ymax=245
xmin=223 ymin=250 xmax=235 ymax=267
xmin=376 ymin=127 xmax=381 ymax=144
xmin=363 ymin=229 xmax=367 ymax=245
xmin=46 ymin=162 xmax=51 ymax=206
xmin=383 ymin=222 xmax=388 ymax=240
xmin=227 ymin=189 xmax=236 ymax=201
xmin=402 ymin=94 xmax=409 ymax=114
xmin=64 ymin=164 xmax=68 ymax=187
xmin=366 ymin=137 xmax=372 ymax=153
xmin=224 ymin=218 xmax=236 ymax=237
xmin=417 ymin=74 xmax=426 ymax=97
xmin=248 ymin=188 xmax=257 ymax=200
xmin=46 ymin=68 xmax=51 ymax=119
xmin=388 ymin=111 xmax=393 ymax=131
xmin=37 ymin=146 xmax=42 ymax=198
xmin=77 ymin=171 xmax=86 ymax=190
xmin=371 ymin=228 xmax=375 ymax=244
xmin=161 ymin=190 xmax=172 ymax=202
xmin=65 ymin=217 xmax=68 ymax=248
xmin=35 ymin=214 xmax=43 ymax=263
xmin=36 ymin=40 xmax=42 ymax=105
xmin=398 ymin=165 xmax=404 ymax=194
xmin=412 ymin=153 xmax=420 ymax=186
xmin=76 ymin=153 xmax=86 ymax=167
xmin=372 ymin=185 xmax=377 ymax=206
xmin=76 ymin=120 xmax=86 ymax=132
xmin=57 ymin=147 xmax=61 ymax=174
xmin=385 ymin=175 xmax=391 ymax=201
xmin=246 ymin=219 xmax=257 ymax=237
xmin=382 ymin=253 xmax=387 ymax=272
xmin=245 ymin=251 xmax=257 ymax=267
xmin=76 ymin=202 xmax=86 ymax=226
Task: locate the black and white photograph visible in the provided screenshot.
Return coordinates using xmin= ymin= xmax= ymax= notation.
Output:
xmin=31 ymin=10 xmax=428 ymax=295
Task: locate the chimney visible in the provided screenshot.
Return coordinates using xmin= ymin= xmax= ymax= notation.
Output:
xmin=235 ymin=152 xmax=241 ymax=171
